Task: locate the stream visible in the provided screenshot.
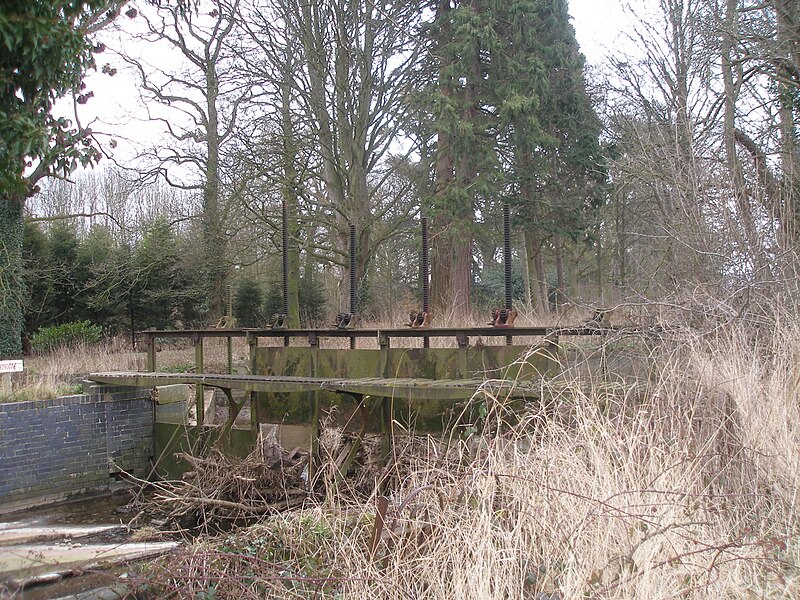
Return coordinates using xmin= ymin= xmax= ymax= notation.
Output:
xmin=0 ymin=492 xmax=178 ymax=599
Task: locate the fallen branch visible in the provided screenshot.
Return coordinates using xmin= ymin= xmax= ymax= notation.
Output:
xmin=160 ymin=495 xmax=305 ymax=514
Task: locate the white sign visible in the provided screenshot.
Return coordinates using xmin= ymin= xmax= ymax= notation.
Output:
xmin=0 ymin=360 xmax=23 ymax=373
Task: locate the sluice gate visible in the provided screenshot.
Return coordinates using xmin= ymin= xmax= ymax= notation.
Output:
xmin=88 ymin=326 xmax=609 ymax=479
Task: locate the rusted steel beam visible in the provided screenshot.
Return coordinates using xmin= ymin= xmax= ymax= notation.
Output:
xmin=138 ymin=326 xmax=614 ymax=339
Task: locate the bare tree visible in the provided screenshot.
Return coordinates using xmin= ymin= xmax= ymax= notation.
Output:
xmin=120 ymin=0 xmax=250 ymax=318
xmin=241 ymin=0 xmax=424 ymax=312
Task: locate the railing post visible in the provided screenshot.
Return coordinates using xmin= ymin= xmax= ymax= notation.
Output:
xmin=146 ymin=333 xmax=156 ymax=372
xmin=456 ymin=331 xmax=469 ymax=378
xmin=247 ymin=331 xmax=259 ymax=434
xmin=380 ymin=395 xmax=392 ymax=471
xmin=378 ymin=331 xmax=390 ymax=381
xmin=544 ymin=330 xmax=560 ymax=376
xmin=193 ymin=333 xmax=204 ymax=438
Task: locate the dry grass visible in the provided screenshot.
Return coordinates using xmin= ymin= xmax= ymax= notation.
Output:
xmin=130 ymin=318 xmax=800 ymax=599
xmin=0 ymin=337 xmax=248 ymax=402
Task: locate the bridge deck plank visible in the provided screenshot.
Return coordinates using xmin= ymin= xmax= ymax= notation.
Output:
xmin=87 ymin=371 xmax=540 ymax=400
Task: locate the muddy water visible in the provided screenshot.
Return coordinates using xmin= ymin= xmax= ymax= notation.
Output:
xmin=0 ymin=492 xmax=178 ymax=599
xmin=0 ymin=493 xmax=133 ymax=527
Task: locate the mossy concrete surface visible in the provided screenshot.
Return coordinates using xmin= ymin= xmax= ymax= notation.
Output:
xmin=151 ymin=344 xmax=555 ymax=478
xmin=152 ymin=422 xmax=256 ymax=480
xmin=255 ymin=346 xmax=552 ymax=431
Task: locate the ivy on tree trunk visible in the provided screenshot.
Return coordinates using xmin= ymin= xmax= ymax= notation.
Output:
xmin=0 ymin=196 xmax=24 ymax=357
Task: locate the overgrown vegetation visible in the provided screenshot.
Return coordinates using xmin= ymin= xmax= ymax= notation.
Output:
xmin=2 ymin=0 xmax=800 ymax=595
xmin=0 ymin=336 xmax=242 ymax=402
xmin=23 ymin=217 xmax=208 ymax=341
xmin=30 ymin=320 xmax=102 ymax=354
xmin=126 ymin=318 xmax=800 ymax=599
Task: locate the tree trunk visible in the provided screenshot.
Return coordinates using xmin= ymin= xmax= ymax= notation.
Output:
xmin=554 ymin=235 xmax=565 ymax=310
xmin=722 ymin=0 xmax=766 ymax=271
xmin=204 ymin=62 xmax=228 ymax=320
xmin=430 ymin=216 xmax=453 ymax=311
xmin=524 ymin=230 xmax=548 ymax=316
xmin=595 ymin=224 xmax=604 ymax=304
xmin=282 ymin=195 xmax=301 ymax=326
xmin=613 ymin=186 xmax=628 ymax=287
xmin=430 ymin=0 xmax=455 ymax=312
xmin=450 ymin=220 xmax=472 ymax=314
xmin=775 ymin=0 xmax=800 ymax=247
xmin=0 ymin=195 xmax=24 ymax=357
xmin=280 ymin=51 xmax=301 ymax=327
xmin=522 ymin=236 xmax=533 ymax=313
xmin=445 ymin=0 xmax=482 ymax=316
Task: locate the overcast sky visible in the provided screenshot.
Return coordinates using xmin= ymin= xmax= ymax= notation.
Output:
xmin=570 ymin=0 xmax=629 ymax=64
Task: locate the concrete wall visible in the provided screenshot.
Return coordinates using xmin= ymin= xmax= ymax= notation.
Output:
xmin=0 ymin=385 xmax=153 ymax=509
xmin=255 ymin=345 xmax=551 ymax=429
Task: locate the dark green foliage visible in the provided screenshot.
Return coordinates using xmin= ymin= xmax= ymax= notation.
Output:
xmin=263 ymin=276 xmax=327 ymax=327
xmin=233 ymin=278 xmax=264 ymax=328
xmin=22 ymin=221 xmax=47 ymax=327
xmin=169 ymin=227 xmax=210 ymax=329
xmin=0 ymin=197 xmax=25 ymax=357
xmin=24 ymin=222 xmax=104 ymax=331
xmin=31 ymin=320 xmax=102 ymax=354
xmin=298 ymin=277 xmax=327 ymax=325
xmin=472 ymin=263 xmax=526 ymax=310
xmin=129 ymin=218 xmax=191 ymax=330
xmin=502 ymin=0 xmax=605 ymax=236
xmin=428 ymin=1 xmax=506 ymax=216
xmin=0 ymin=0 xmax=106 ymax=195
xmin=420 ymin=0 xmax=604 ymax=312
xmin=46 ymin=222 xmax=81 ymax=321
xmin=76 ymin=225 xmax=124 ymax=330
xmin=21 ymin=217 xmax=206 ymax=343
xmin=0 ymin=0 xmax=109 ymax=357
xmin=23 ymin=221 xmax=53 ymax=334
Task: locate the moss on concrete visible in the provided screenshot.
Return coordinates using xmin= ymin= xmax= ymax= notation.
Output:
xmin=254 ymin=345 xmax=551 ymax=432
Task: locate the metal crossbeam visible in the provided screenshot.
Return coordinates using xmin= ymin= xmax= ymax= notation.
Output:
xmin=137 ymin=326 xmax=611 ymax=341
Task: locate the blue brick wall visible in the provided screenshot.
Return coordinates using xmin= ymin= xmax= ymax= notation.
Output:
xmin=0 ymin=385 xmax=153 ymax=507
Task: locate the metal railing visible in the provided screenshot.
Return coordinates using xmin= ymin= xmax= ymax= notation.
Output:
xmin=139 ymin=325 xmax=612 ymax=373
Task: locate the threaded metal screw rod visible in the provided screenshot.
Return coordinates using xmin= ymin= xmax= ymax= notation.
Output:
xmin=350 ymin=223 xmax=357 ymax=350
xmin=226 ymin=284 xmax=234 ymax=373
xmin=421 ymin=216 xmax=430 ymax=315
xmin=503 ymin=203 xmax=512 ymax=311
xmin=422 ymin=216 xmax=430 ymax=349
xmin=282 ymin=198 xmax=290 ymax=347
xmin=282 ymin=198 xmax=289 ymax=318
xmin=503 ymin=204 xmax=513 ymax=346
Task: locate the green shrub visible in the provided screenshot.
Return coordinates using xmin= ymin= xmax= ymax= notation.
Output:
xmin=262 ymin=276 xmax=327 ymax=326
xmin=233 ymin=278 xmax=265 ymax=328
xmin=31 ymin=320 xmax=102 ymax=354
